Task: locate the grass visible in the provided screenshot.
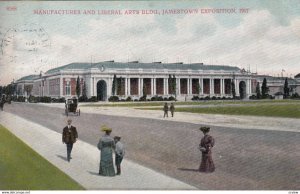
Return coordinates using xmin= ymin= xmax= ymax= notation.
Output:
xmin=141 ymin=103 xmax=300 ymax=118
xmin=81 ymin=99 xmax=300 ymax=107
xmin=0 ymin=125 xmax=85 ymax=190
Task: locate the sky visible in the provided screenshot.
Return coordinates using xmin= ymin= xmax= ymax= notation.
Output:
xmin=0 ymin=0 xmax=300 ymax=85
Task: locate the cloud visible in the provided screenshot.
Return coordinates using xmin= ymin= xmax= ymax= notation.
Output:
xmin=1 ymin=8 xmax=300 ymax=84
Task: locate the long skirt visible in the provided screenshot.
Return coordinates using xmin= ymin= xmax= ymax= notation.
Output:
xmin=99 ymin=148 xmax=115 ymax=176
xmin=199 ymin=152 xmax=215 ymax=173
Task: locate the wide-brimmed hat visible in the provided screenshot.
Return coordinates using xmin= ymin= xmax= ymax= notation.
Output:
xmin=101 ymin=125 xmax=112 ymax=132
xmin=199 ymin=126 xmax=210 ymax=133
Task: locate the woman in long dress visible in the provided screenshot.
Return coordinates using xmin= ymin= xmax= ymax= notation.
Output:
xmin=97 ymin=125 xmax=115 ymax=176
xmin=199 ymin=126 xmax=215 ymax=173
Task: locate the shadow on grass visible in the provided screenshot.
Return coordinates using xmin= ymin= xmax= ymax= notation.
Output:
xmin=178 ymin=168 xmax=199 ymax=172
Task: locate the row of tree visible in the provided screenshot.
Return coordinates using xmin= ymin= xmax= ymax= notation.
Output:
xmin=255 ymin=77 xmax=291 ymax=99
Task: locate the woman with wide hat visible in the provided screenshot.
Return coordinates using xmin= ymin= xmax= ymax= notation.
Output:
xmin=198 ymin=126 xmax=215 ymax=173
xmin=97 ymin=125 xmax=116 ymax=176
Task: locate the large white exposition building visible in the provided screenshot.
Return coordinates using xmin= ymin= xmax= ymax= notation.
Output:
xmin=13 ymin=60 xmax=299 ymax=101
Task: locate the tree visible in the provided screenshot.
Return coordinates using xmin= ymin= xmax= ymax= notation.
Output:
xmin=261 ymin=78 xmax=269 ymax=99
xmin=24 ymin=85 xmax=33 ymax=97
xmin=168 ymin=74 xmax=176 ymax=98
xmin=142 ymin=81 xmax=147 ymax=97
xmin=283 ymin=77 xmax=289 ymax=98
xmin=76 ymin=76 xmax=81 ymax=98
xmin=112 ymin=74 xmax=117 ymax=96
xmin=255 ymin=82 xmax=261 ymax=99
xmin=231 ymin=80 xmax=236 ymax=98
xmin=195 ymin=80 xmax=200 ymax=95
xmin=82 ymin=81 xmax=87 ymax=101
xmin=172 ymin=75 xmax=177 ymax=99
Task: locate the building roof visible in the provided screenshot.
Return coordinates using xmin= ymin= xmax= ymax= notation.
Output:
xmin=16 ymin=74 xmax=40 ymax=82
xmin=45 ymin=61 xmax=241 ymax=74
xmin=295 ymin=73 xmax=300 ymax=78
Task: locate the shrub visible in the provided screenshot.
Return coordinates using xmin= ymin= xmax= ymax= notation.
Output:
xmin=163 ymin=97 xmax=168 ymax=101
xmin=139 ymin=95 xmax=146 ymax=101
xmin=211 ymin=96 xmax=217 ymax=100
xmin=291 ymin=93 xmax=300 ymax=99
xmin=78 ymin=95 xmax=88 ymax=102
xmin=249 ymin=95 xmax=256 ymax=100
xmin=168 ymin=96 xmax=176 ymax=101
xmin=108 ymin=96 xmax=119 ymax=102
xmin=126 ymin=96 xmax=132 ymax=101
xmin=151 ymin=96 xmax=157 ymax=101
xmin=58 ymin=97 xmax=66 ymax=103
xmin=88 ymin=96 xmax=97 ymax=102
xmin=17 ymin=96 xmax=26 ymax=102
xmin=204 ymin=96 xmax=210 ymax=100
xmin=191 ymin=96 xmax=199 ymax=101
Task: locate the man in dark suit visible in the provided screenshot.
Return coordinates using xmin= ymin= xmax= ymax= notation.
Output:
xmin=62 ymin=119 xmax=78 ymax=162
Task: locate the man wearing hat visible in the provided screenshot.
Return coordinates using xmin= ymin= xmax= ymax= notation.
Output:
xmin=114 ymin=136 xmax=125 ymax=175
xmin=62 ymin=119 xmax=78 ymax=162
xmin=198 ymin=126 xmax=215 ymax=173
xmin=97 ymin=125 xmax=116 ymax=176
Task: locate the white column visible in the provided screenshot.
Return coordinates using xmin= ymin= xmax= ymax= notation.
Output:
xmin=163 ymin=78 xmax=166 ymax=95
xmin=210 ymin=78 xmax=214 ymax=95
xmin=188 ymin=78 xmax=192 ymax=95
xmin=128 ymin=78 xmax=131 ymax=96
xmin=153 ymin=78 xmax=156 ymax=95
xmin=138 ymin=78 xmax=141 ymax=96
xmin=200 ymin=78 xmax=203 ymax=95
xmin=249 ymin=79 xmax=252 ymax=95
xmin=247 ymin=79 xmax=251 ymax=96
xmin=60 ymin=76 xmax=63 ymax=97
xmin=125 ymin=77 xmax=128 ymax=96
xmin=93 ymin=78 xmax=96 ymax=97
xmin=140 ymin=78 xmax=144 ymax=96
xmin=164 ymin=78 xmax=168 ymax=95
xmin=235 ymin=79 xmax=239 ymax=96
xmin=151 ymin=78 xmax=154 ymax=96
xmin=191 ymin=78 xmax=193 ymax=95
xmin=221 ymin=79 xmax=224 ymax=96
xmin=177 ymin=78 xmax=180 ymax=95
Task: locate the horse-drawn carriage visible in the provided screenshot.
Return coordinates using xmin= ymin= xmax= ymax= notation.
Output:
xmin=65 ymin=97 xmax=80 ymax=116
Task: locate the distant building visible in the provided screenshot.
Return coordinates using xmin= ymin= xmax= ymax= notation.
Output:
xmin=12 ymin=61 xmax=299 ymax=101
xmin=254 ymin=75 xmax=300 ymax=96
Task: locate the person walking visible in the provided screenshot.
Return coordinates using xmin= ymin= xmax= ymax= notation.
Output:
xmin=114 ymin=136 xmax=125 ymax=175
xmin=97 ymin=125 xmax=116 ymax=176
xmin=198 ymin=126 xmax=215 ymax=173
xmin=163 ymin=103 xmax=169 ymax=118
xmin=62 ymin=119 xmax=78 ymax=162
xmin=0 ymin=95 xmax=5 ymax=111
xmin=170 ymin=103 xmax=175 ymax=117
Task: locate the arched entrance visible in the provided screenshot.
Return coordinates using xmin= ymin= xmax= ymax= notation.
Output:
xmin=239 ymin=81 xmax=246 ymax=99
xmin=97 ymin=80 xmax=107 ymax=101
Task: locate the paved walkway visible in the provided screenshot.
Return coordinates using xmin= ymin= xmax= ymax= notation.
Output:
xmin=40 ymin=102 xmax=300 ymax=132
xmin=0 ymin=111 xmax=197 ymax=190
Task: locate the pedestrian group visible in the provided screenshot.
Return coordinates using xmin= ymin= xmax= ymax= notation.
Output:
xmin=61 ymin=102 xmax=215 ymax=177
xmin=62 ymin=120 xmax=125 ymax=176
xmin=163 ymin=102 xmax=175 ymax=118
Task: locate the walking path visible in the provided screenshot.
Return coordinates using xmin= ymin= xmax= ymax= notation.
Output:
xmin=0 ymin=111 xmax=197 ymax=190
xmin=41 ymin=103 xmax=300 ymax=132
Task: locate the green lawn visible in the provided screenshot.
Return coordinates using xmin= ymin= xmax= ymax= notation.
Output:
xmin=82 ymin=99 xmax=300 ymax=107
xmin=0 ymin=125 xmax=84 ymax=190
xmin=141 ymin=104 xmax=300 ymax=118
